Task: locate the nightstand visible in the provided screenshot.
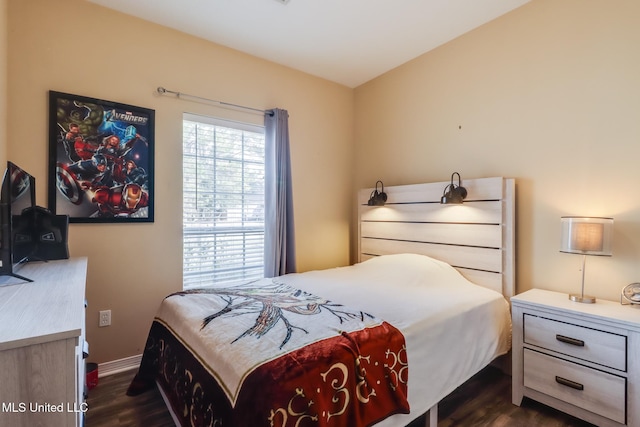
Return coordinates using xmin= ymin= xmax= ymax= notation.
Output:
xmin=512 ymin=289 xmax=640 ymax=427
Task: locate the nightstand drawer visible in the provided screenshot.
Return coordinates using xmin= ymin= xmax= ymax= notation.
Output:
xmin=524 ymin=314 xmax=626 ymax=371
xmin=524 ymin=349 xmax=626 ymax=424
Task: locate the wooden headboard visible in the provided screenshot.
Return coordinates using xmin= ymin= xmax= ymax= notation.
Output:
xmin=358 ymin=177 xmax=515 ymax=299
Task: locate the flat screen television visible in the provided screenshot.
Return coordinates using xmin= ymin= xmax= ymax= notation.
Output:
xmin=0 ymin=161 xmax=36 ymax=282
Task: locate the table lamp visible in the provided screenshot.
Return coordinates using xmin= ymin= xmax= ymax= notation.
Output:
xmin=560 ymin=216 xmax=613 ymax=303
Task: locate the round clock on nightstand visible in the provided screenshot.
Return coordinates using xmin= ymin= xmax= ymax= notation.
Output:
xmin=621 ymin=282 xmax=640 ymax=305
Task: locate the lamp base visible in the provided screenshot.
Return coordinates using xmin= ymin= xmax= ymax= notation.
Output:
xmin=569 ymin=293 xmax=596 ymax=304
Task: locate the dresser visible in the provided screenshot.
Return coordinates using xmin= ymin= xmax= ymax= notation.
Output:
xmin=0 ymin=258 xmax=88 ymax=427
xmin=512 ymin=289 xmax=640 ymax=427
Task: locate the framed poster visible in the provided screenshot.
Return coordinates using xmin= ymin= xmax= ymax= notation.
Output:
xmin=48 ymin=91 xmax=155 ymax=223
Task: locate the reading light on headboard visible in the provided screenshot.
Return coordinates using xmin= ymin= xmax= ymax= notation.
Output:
xmin=441 ymin=172 xmax=467 ymax=204
xmin=560 ymin=216 xmax=613 ymax=303
xmin=367 ymin=180 xmax=387 ymax=206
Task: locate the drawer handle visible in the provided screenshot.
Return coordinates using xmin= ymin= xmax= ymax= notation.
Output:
xmin=555 ymin=334 xmax=584 ymax=347
xmin=555 ymin=376 xmax=584 ymax=391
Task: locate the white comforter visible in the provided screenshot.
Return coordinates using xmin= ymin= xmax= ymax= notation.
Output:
xmin=278 ymin=253 xmax=512 ymax=427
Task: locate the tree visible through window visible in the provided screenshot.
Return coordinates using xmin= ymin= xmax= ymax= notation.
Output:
xmin=183 ymin=114 xmax=265 ymax=289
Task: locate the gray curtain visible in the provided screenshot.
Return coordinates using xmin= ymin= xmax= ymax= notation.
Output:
xmin=264 ymin=108 xmax=296 ymax=277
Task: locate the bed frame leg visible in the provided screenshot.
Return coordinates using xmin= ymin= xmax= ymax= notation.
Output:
xmin=425 ymin=403 xmax=438 ymax=427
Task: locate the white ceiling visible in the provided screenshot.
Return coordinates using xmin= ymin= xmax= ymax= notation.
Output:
xmin=87 ymin=0 xmax=530 ymax=88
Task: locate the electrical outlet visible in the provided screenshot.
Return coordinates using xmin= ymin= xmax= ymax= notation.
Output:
xmin=99 ymin=310 xmax=111 ymax=327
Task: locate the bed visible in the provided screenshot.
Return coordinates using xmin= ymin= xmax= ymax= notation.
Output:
xmin=128 ymin=176 xmax=515 ymax=427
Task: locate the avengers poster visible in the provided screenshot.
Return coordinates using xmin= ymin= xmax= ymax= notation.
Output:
xmin=48 ymin=91 xmax=154 ymax=223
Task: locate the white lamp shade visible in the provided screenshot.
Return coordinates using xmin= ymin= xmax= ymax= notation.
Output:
xmin=560 ymin=216 xmax=613 ymax=256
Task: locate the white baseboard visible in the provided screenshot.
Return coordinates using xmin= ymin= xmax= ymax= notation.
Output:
xmin=98 ymin=354 xmax=142 ymax=378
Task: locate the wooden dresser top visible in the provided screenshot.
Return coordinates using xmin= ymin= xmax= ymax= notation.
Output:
xmin=0 ymin=257 xmax=88 ymax=350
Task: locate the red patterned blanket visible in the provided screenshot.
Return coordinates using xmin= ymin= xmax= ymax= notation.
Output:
xmin=127 ymin=281 xmax=409 ymax=426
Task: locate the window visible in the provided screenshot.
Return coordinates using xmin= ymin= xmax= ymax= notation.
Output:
xmin=183 ymin=114 xmax=265 ymax=289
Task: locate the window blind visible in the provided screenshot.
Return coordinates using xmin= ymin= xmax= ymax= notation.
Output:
xmin=183 ymin=114 xmax=265 ymax=289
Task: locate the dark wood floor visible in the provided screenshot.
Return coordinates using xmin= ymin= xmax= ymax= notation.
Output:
xmin=85 ymin=366 xmax=595 ymax=426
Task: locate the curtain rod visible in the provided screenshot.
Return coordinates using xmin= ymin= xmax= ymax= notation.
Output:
xmin=156 ymin=86 xmax=271 ymax=116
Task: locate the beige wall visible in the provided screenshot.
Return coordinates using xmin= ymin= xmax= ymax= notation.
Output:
xmin=6 ymin=0 xmax=354 ymax=363
xmin=0 ymin=0 xmax=6 ymax=165
xmin=355 ymin=0 xmax=640 ymax=301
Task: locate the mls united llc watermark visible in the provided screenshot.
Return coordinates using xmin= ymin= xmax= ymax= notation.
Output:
xmin=1 ymin=401 xmax=88 ymax=413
